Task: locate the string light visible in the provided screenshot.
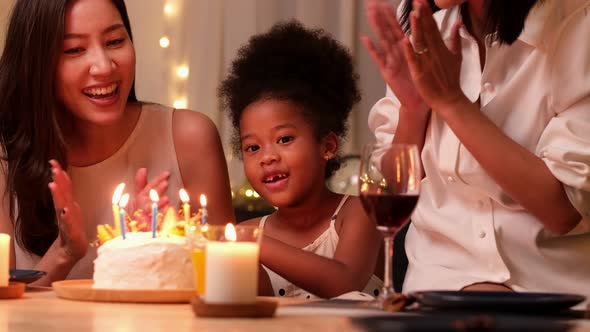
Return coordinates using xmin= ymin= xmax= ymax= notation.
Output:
xmin=173 ymin=98 xmax=187 ymax=109
xmin=159 ymin=36 xmax=170 ymax=48
xmin=176 ymin=65 xmax=189 ymax=79
xmin=163 ymin=2 xmax=177 ymax=17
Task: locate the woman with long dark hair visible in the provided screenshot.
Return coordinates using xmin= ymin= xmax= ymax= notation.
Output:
xmin=0 ymin=0 xmax=234 ymax=285
xmin=363 ymin=0 xmax=590 ymax=297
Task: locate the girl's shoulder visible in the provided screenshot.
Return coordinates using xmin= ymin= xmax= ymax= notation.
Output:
xmin=334 ymin=195 xmax=369 ymax=232
xmin=338 ymin=195 xmax=364 ymax=216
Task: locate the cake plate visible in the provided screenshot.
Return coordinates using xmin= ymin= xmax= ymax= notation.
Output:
xmin=52 ymin=279 xmax=194 ymax=303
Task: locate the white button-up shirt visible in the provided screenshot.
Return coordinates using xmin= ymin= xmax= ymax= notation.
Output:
xmin=368 ymin=0 xmax=590 ymax=298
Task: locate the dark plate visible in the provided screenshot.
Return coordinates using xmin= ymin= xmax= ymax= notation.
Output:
xmin=9 ymin=269 xmax=47 ymax=284
xmin=353 ymin=314 xmax=573 ymax=332
xmin=411 ymin=291 xmax=586 ymax=312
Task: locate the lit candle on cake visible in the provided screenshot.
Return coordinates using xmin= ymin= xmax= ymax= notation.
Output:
xmin=0 ymin=233 xmax=9 ymax=287
xmin=111 ymin=183 xmax=125 ymax=235
xmin=200 ymin=194 xmax=208 ymax=225
xmin=204 ymin=223 xmax=259 ymax=304
xmin=149 ymin=189 xmax=159 ymax=238
xmin=119 ymin=194 xmax=130 ymax=240
xmin=179 ymin=189 xmax=190 ymax=225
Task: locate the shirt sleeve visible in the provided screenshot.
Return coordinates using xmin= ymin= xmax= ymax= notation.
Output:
xmin=367 ymin=87 xmax=401 ymax=145
xmin=536 ymin=5 xmax=590 ymax=220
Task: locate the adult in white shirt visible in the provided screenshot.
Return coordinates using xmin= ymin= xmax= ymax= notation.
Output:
xmin=363 ymin=0 xmax=590 ymax=297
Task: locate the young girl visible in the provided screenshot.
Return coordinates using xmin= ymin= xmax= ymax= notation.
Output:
xmin=220 ymin=21 xmax=382 ymax=299
xmin=0 ymin=0 xmax=233 ymax=285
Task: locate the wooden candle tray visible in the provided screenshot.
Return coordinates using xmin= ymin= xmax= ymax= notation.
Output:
xmin=191 ymin=296 xmax=278 ymax=318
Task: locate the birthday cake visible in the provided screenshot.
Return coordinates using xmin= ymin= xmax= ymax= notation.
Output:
xmin=92 ymin=231 xmax=194 ymax=290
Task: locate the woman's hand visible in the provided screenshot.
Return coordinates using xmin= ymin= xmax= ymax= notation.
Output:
xmin=362 ymin=0 xmax=429 ymax=114
xmin=48 ymin=160 xmax=87 ymax=261
xmin=401 ymin=0 xmax=466 ymax=114
xmin=133 ymin=168 xmax=170 ymax=212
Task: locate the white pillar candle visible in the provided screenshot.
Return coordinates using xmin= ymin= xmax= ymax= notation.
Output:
xmin=0 ymin=233 xmax=10 ymax=287
xmin=204 ymin=241 xmax=259 ymax=303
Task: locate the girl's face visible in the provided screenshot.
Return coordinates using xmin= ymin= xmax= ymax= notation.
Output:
xmin=55 ymin=0 xmax=136 ymax=126
xmin=239 ymin=99 xmax=334 ymax=208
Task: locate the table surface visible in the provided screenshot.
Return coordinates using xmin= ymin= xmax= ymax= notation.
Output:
xmin=1 ymin=287 xmax=589 ymax=332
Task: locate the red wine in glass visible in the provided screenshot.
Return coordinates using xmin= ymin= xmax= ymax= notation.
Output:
xmin=359 ymin=143 xmax=421 ymax=308
xmin=360 ymin=194 xmax=418 ymax=233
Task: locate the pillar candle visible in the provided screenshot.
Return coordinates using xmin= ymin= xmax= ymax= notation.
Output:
xmin=0 ymin=233 xmax=10 ymax=287
xmin=204 ymin=224 xmax=259 ymax=303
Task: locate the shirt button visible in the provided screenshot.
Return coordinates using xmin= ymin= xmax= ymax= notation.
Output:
xmin=447 ymin=176 xmax=455 ymax=183
xmin=478 ymin=231 xmax=486 ymax=239
xmin=483 ymin=82 xmax=494 ymax=91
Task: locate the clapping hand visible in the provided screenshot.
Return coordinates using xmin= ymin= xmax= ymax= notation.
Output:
xmin=48 ymin=160 xmax=87 ymax=261
xmin=133 ymin=168 xmax=171 ymax=212
xmin=362 ymin=0 xmax=428 ymax=114
xmin=401 ymin=0 xmax=466 ymax=114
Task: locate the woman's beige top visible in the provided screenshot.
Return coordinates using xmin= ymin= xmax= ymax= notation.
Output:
xmin=14 ymin=103 xmax=184 ymax=279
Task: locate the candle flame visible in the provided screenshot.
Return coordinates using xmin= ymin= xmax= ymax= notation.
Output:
xmin=149 ymin=189 xmax=159 ymax=202
xmin=119 ymin=193 xmax=130 ymax=208
xmin=112 ymin=183 xmax=125 ymax=204
xmin=179 ymin=189 xmax=189 ymax=203
xmin=200 ymin=194 xmax=207 ymax=207
xmin=225 ymin=223 xmax=236 ymax=242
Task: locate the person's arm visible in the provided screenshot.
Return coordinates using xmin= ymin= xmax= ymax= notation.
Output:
xmin=259 ymin=198 xmax=381 ymax=298
xmin=28 ymin=160 xmax=87 ymax=286
xmin=438 ymin=98 xmax=580 ymax=234
xmin=258 ymin=264 xmax=274 ymax=296
xmin=29 ymin=239 xmax=80 ymax=286
xmin=363 ymin=0 xmax=430 ymax=175
xmin=402 ymin=2 xmax=583 ymax=234
xmin=1 ymin=160 xmax=87 ymax=286
xmin=172 ymin=109 xmax=235 ymax=225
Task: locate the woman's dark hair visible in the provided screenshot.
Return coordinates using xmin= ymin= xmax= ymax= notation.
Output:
xmin=0 ymin=0 xmax=137 ymax=256
xmin=219 ymin=20 xmax=360 ymax=179
xmin=400 ymin=0 xmax=541 ymax=45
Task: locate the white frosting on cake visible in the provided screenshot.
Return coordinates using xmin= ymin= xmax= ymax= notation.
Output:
xmin=93 ymin=232 xmax=194 ymax=289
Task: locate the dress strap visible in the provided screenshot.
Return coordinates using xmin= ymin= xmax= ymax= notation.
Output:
xmin=330 ymin=195 xmax=350 ymax=221
xmin=259 ymin=215 xmax=269 ymax=229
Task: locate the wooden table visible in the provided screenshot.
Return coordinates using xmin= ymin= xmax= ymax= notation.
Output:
xmin=0 ymin=287 xmax=372 ymax=332
xmin=1 ymin=288 xmax=589 ymax=332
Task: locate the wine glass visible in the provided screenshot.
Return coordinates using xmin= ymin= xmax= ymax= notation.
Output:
xmin=359 ymin=143 xmax=421 ymax=309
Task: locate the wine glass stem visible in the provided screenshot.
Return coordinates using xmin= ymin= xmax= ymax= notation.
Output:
xmin=382 ymin=235 xmax=395 ymax=299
